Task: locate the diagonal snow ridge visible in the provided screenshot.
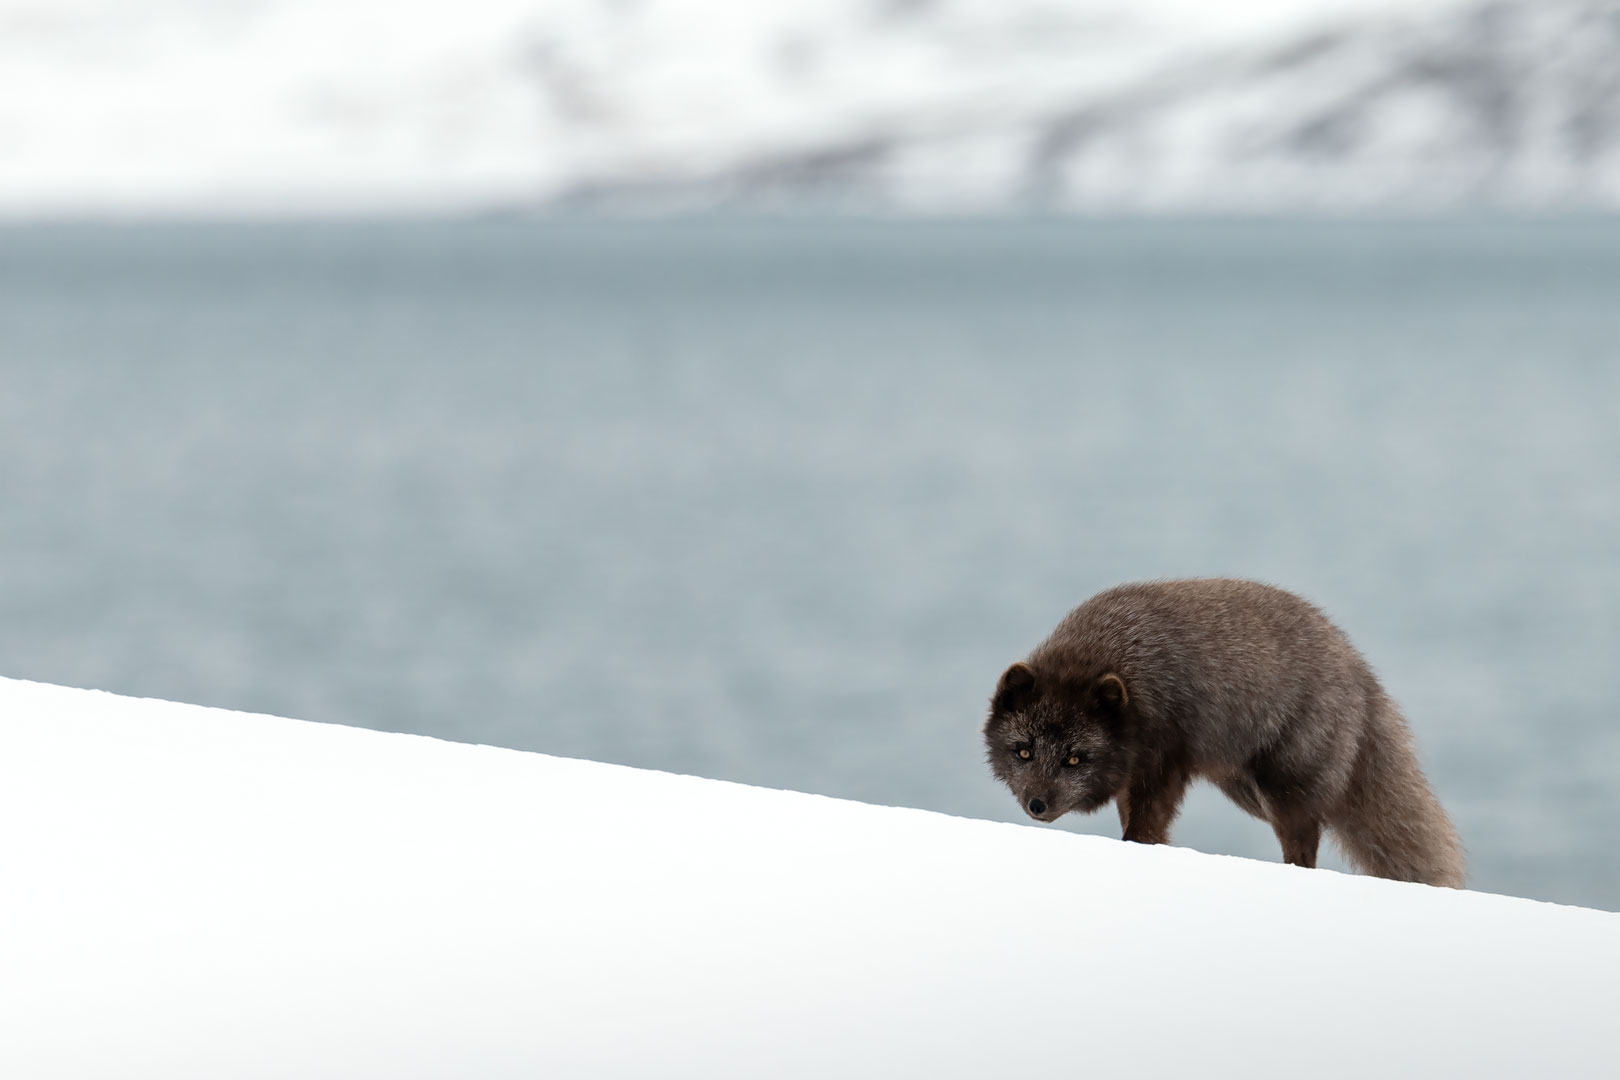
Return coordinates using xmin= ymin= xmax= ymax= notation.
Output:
xmin=1 ymin=675 xmax=1616 ymax=1078
xmin=0 ymin=0 xmax=1616 ymax=216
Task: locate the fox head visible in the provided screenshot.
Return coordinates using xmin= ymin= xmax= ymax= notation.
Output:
xmin=983 ymin=661 xmax=1130 ymax=823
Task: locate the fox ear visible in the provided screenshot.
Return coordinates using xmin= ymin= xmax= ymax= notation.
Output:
xmin=1090 ymin=673 xmax=1128 ymax=717
xmin=991 ymin=662 xmax=1037 ymax=714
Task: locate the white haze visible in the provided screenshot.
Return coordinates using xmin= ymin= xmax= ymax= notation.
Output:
xmin=4 ymin=0 xmax=1617 ymax=216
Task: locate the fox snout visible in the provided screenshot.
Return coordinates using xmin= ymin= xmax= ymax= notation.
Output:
xmin=1023 ymin=794 xmax=1060 ymax=821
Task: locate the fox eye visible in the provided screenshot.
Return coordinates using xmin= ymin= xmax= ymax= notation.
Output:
xmin=1065 ymin=753 xmax=1087 ymax=767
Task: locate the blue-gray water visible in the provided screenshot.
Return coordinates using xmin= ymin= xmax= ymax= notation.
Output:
xmin=2 ymin=218 xmax=1616 ymax=908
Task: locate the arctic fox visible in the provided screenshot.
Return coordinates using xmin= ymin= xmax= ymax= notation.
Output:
xmin=984 ymin=579 xmax=1466 ymax=887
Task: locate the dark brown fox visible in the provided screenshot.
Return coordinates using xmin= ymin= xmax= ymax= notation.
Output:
xmin=984 ymin=579 xmax=1466 ymax=887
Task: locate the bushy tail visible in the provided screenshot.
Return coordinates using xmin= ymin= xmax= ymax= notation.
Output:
xmin=1329 ymin=697 xmax=1466 ymax=888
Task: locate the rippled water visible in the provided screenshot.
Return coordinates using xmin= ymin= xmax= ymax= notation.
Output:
xmin=2 ymin=218 xmax=1616 ymax=907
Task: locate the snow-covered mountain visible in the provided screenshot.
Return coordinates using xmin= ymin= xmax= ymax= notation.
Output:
xmin=1 ymin=0 xmax=1616 ymax=217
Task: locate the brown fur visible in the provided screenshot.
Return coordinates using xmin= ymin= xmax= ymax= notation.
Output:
xmin=983 ymin=579 xmax=1466 ymax=888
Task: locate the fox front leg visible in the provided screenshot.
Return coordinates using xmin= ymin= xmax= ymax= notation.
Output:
xmin=1118 ymin=768 xmax=1189 ymax=846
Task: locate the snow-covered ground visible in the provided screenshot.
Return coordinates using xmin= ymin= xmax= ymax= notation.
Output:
xmin=2 ymin=0 xmax=1617 ymax=217
xmin=2 ymin=676 xmax=1616 ymax=1078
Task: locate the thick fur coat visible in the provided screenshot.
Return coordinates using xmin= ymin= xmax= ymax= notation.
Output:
xmin=984 ymin=579 xmax=1466 ymax=887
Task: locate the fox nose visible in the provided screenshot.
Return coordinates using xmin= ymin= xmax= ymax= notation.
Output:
xmin=1028 ymin=797 xmax=1047 ymax=816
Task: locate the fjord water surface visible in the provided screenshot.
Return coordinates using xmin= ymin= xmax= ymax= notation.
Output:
xmin=2 ymin=218 xmax=1615 ymax=907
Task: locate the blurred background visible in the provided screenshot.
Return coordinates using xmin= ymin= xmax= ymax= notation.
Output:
xmin=1 ymin=0 xmax=1616 ymax=908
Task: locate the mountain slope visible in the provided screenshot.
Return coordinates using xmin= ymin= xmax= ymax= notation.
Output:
xmin=0 ymin=0 xmax=1614 ymax=216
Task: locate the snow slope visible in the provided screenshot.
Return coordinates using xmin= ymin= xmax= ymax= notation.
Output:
xmin=2 ymin=0 xmax=1616 ymax=216
xmin=1 ymin=676 xmax=1616 ymax=1078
